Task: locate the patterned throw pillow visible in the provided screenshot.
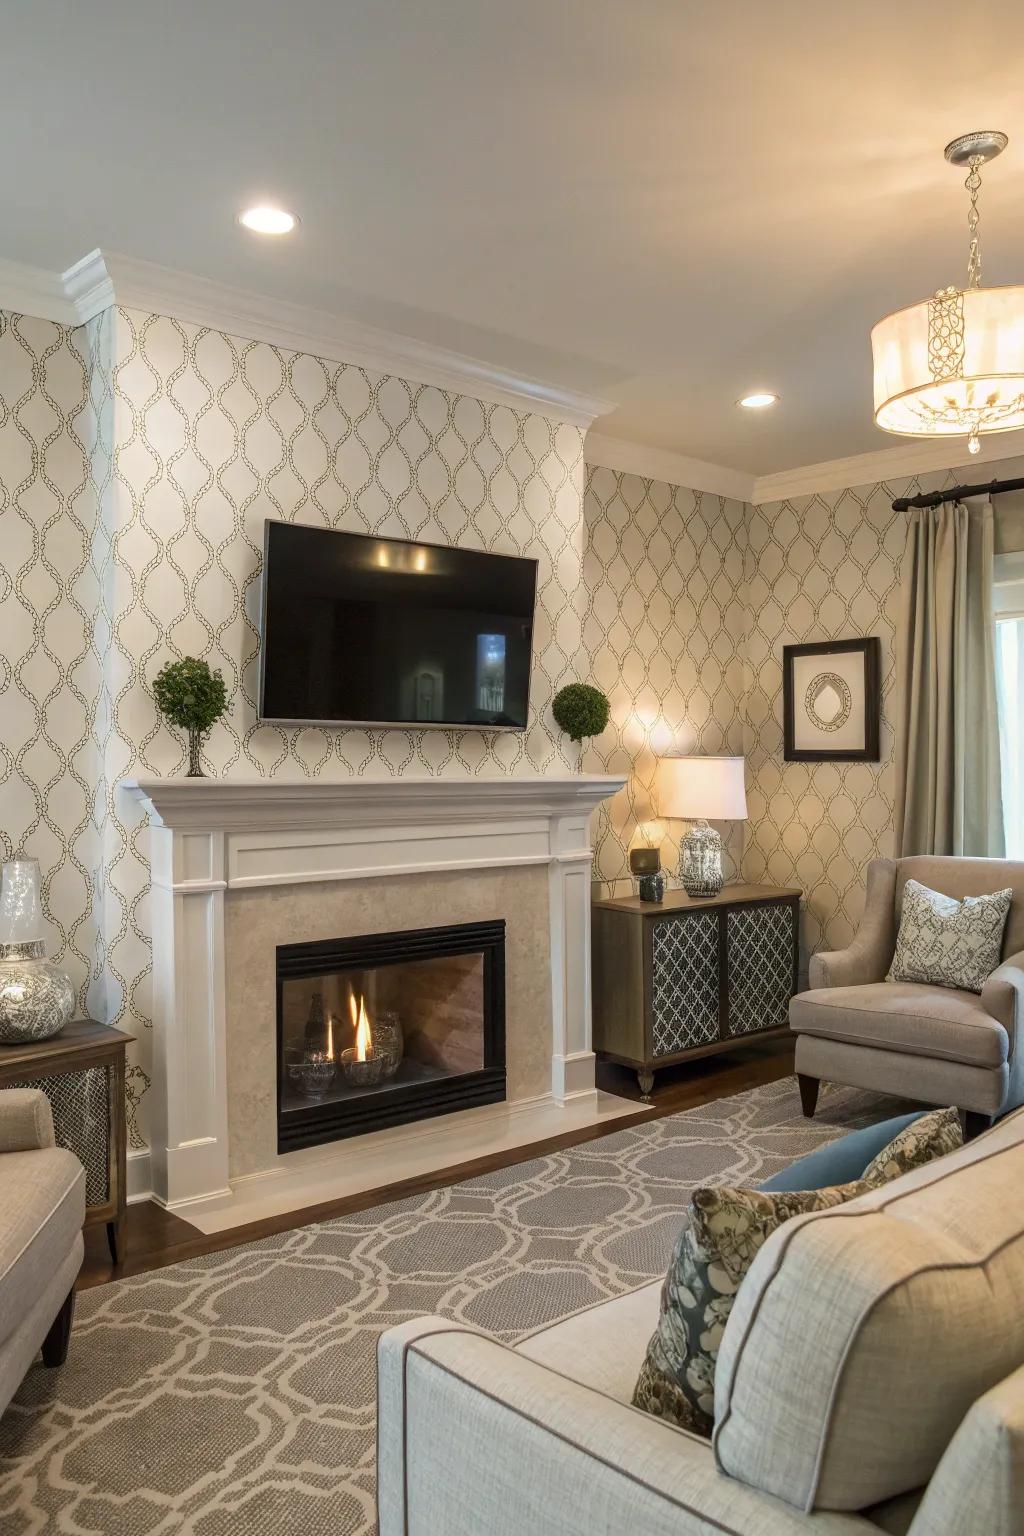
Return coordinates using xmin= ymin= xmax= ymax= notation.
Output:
xmin=632 ymin=1106 xmax=963 ymax=1436
xmin=888 ymin=879 xmax=1012 ymax=993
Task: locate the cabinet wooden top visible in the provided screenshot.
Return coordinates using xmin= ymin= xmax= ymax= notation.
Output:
xmin=0 ymin=1019 xmax=134 ymax=1072
xmin=593 ymin=883 xmax=801 ymax=916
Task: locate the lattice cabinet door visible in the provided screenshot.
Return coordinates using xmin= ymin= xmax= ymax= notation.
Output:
xmin=651 ymin=911 xmax=720 ymax=1056
xmin=726 ymin=902 xmax=799 ymax=1037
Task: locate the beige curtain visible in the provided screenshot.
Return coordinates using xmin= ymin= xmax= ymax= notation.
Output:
xmin=893 ymin=497 xmax=1004 ymax=857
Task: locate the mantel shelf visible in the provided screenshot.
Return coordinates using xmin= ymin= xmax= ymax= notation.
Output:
xmin=123 ymin=774 xmax=626 ymax=832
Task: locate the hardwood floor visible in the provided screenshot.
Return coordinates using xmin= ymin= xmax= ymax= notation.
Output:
xmin=79 ymin=1036 xmax=795 ymax=1290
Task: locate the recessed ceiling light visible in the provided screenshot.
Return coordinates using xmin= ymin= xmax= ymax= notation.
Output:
xmin=737 ymin=391 xmax=779 ymax=409
xmin=238 ymin=205 xmax=298 ymax=236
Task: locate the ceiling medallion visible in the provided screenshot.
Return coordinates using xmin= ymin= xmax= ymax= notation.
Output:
xmin=871 ymin=130 xmax=1024 ymax=455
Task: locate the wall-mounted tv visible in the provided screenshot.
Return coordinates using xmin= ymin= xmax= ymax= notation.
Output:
xmin=258 ymin=521 xmax=538 ymax=730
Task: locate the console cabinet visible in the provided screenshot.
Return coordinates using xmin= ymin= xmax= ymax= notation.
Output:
xmin=591 ymin=885 xmax=800 ymax=1096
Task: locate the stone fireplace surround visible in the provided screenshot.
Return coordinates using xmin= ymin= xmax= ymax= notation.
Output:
xmin=126 ymin=774 xmax=628 ymax=1230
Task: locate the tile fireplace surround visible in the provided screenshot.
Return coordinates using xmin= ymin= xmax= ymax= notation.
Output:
xmin=125 ymin=774 xmax=628 ymax=1232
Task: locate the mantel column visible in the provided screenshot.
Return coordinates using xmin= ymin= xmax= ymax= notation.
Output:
xmin=148 ymin=824 xmax=230 ymax=1208
xmin=548 ymin=810 xmax=598 ymax=1101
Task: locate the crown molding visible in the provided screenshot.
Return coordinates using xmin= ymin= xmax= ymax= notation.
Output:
xmin=0 ymin=257 xmax=79 ymax=325
xmin=0 ymin=249 xmax=614 ymax=429
xmin=584 ymin=430 xmax=754 ymax=503
xmin=750 ymin=429 xmax=1024 ymax=504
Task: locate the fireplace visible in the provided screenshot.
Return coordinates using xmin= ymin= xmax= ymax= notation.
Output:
xmin=276 ymin=920 xmax=506 ymax=1152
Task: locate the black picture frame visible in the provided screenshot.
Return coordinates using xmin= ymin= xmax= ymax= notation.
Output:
xmin=782 ymin=637 xmax=881 ymax=762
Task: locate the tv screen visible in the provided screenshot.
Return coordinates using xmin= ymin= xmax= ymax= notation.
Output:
xmin=258 ymin=522 xmax=538 ymax=729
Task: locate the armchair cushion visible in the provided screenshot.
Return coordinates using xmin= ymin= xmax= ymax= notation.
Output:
xmin=889 ymin=879 xmax=1012 ymax=993
xmin=790 ymin=981 xmax=1008 ymax=1068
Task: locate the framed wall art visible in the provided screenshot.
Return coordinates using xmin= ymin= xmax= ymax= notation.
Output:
xmin=782 ymin=637 xmax=880 ymax=762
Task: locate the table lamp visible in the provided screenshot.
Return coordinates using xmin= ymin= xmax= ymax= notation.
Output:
xmin=656 ymin=756 xmax=748 ymax=897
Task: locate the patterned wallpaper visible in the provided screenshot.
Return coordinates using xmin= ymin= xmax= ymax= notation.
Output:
xmin=5 ymin=296 xmax=1024 ymax=1151
xmin=2 ymin=305 xmax=588 ymax=1145
xmin=745 ymin=450 xmax=1024 ymax=971
xmin=581 ymin=466 xmax=747 ymax=894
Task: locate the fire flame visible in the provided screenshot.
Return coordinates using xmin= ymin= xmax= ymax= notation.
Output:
xmin=326 ymin=1013 xmax=334 ymax=1061
xmin=349 ymin=991 xmax=373 ymax=1062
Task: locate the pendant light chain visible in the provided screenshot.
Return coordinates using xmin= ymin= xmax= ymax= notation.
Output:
xmin=966 ymin=154 xmax=984 ymax=290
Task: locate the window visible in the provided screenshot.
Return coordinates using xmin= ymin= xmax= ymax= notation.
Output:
xmin=995 ymin=551 xmax=1024 ymax=858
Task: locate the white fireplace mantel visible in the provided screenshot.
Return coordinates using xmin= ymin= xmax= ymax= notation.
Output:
xmin=124 ymin=773 xmax=625 ymax=1211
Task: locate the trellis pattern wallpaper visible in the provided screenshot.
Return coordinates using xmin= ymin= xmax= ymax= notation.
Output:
xmin=581 ymin=466 xmax=747 ymax=894
xmin=4 ymin=295 xmax=1023 ymax=1154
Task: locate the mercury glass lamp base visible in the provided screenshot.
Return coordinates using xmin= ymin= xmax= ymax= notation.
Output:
xmin=680 ymin=820 xmax=724 ymax=898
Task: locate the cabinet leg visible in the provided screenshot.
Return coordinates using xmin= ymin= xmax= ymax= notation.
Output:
xmin=41 ymin=1286 xmax=75 ymax=1368
xmin=106 ymin=1218 xmax=124 ymax=1266
xmin=637 ymin=1068 xmax=655 ymax=1101
xmin=797 ymin=1073 xmax=820 ymax=1118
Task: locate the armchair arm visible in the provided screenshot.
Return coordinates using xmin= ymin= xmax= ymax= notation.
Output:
xmin=378 ymin=1317 xmax=874 ymax=1536
xmin=808 ymin=858 xmax=897 ymax=990
xmin=982 ymin=950 xmax=1024 ymax=1050
xmin=0 ymin=1087 xmax=55 ymax=1153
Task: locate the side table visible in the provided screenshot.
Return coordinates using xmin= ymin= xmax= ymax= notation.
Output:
xmin=0 ymin=1020 xmax=133 ymax=1263
xmin=592 ymin=884 xmax=800 ymax=1097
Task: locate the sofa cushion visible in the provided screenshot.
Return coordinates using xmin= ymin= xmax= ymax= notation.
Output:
xmin=759 ymin=1111 xmax=929 ymax=1192
xmin=790 ymin=980 xmax=1008 ymax=1067
xmin=889 ymin=879 xmax=1012 ymax=993
xmin=713 ymin=1106 xmax=1024 ymax=1513
xmin=903 ymin=1361 xmax=1024 ymax=1536
xmin=630 ymin=1109 xmax=961 ymax=1440
xmin=0 ymin=1146 xmax=85 ymax=1346
xmin=515 ymin=1281 xmax=661 ymax=1404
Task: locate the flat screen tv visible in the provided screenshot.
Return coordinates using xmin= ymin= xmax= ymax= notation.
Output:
xmin=258 ymin=521 xmax=538 ymax=729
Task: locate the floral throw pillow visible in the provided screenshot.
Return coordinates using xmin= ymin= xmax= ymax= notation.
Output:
xmin=888 ymin=878 xmax=1012 ymax=994
xmin=631 ymin=1106 xmax=963 ymax=1437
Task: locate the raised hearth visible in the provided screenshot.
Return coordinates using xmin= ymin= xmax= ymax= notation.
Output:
xmin=125 ymin=774 xmax=626 ymax=1215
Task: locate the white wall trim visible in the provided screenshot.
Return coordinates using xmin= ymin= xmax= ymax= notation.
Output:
xmin=584 ymin=429 xmax=754 ymax=503
xmin=750 ymin=429 xmax=1024 ymax=505
xmin=0 ymin=248 xmax=614 ymax=428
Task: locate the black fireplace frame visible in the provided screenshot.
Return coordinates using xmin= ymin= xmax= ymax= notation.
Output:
xmin=276 ymin=919 xmax=506 ymax=1153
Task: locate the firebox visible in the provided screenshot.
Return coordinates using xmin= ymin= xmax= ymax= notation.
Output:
xmin=276 ymin=919 xmax=506 ymax=1152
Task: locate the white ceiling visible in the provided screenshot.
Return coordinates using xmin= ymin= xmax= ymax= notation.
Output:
xmin=5 ymin=0 xmax=1024 ymax=475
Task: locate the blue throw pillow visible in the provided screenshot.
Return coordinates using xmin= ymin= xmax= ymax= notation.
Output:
xmin=759 ymin=1111 xmax=929 ymax=1192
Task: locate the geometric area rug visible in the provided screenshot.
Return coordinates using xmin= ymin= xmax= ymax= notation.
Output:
xmin=0 ymin=1077 xmax=897 ymax=1534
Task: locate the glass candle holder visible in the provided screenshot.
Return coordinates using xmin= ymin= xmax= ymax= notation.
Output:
xmin=288 ymin=1052 xmax=337 ymax=1100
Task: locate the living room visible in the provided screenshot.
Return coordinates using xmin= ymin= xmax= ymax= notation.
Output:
xmin=2 ymin=3 xmax=1024 ymax=1532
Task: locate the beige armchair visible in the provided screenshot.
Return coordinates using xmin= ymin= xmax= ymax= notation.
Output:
xmin=0 ymin=1088 xmax=85 ymax=1416
xmin=790 ymin=855 xmax=1024 ymax=1135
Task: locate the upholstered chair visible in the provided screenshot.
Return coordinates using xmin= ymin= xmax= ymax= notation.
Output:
xmin=0 ymin=1088 xmax=85 ymax=1415
xmin=790 ymin=856 xmax=1024 ymax=1135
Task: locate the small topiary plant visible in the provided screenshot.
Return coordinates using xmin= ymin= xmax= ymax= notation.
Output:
xmin=152 ymin=656 xmax=229 ymax=778
xmin=552 ymin=682 xmax=610 ymax=744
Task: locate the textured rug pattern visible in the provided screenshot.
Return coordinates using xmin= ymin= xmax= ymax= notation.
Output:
xmin=0 ymin=1078 xmax=890 ymax=1534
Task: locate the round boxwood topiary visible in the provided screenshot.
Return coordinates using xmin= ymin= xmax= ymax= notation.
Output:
xmin=551 ymin=682 xmax=610 ymax=743
xmin=152 ymin=656 xmax=229 ymax=777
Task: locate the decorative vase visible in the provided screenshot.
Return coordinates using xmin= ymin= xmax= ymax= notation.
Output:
xmin=638 ymin=871 xmax=666 ymax=903
xmin=0 ymin=859 xmax=74 ymax=1045
xmin=187 ymin=727 xmax=204 ymax=778
xmin=680 ymin=820 xmax=724 ymax=898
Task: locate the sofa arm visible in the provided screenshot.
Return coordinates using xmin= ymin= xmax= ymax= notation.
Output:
xmin=808 ymin=858 xmax=897 ymax=990
xmin=0 ymin=1088 xmax=55 ymax=1153
xmin=377 ymin=1317 xmax=874 ymax=1536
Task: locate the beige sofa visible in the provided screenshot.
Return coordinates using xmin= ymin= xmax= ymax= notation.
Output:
xmin=0 ymin=1088 xmax=85 ymax=1415
xmin=791 ymin=855 xmax=1024 ymax=1131
xmin=378 ymin=1106 xmax=1024 ymax=1534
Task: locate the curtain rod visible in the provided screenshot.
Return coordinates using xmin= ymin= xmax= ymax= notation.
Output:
xmin=891 ymin=475 xmax=1024 ymax=512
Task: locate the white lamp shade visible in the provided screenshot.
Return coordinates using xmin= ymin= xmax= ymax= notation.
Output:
xmin=872 ymin=285 xmax=1024 ymax=439
xmin=657 ymin=756 xmax=747 ymax=821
